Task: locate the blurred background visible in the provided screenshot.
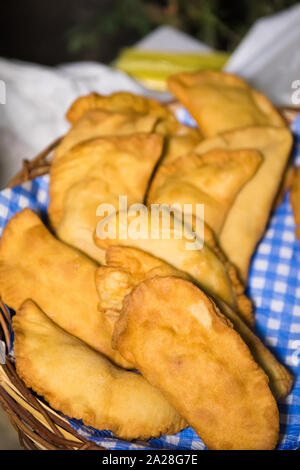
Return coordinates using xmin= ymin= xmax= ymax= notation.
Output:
xmin=0 ymin=0 xmax=300 ymax=450
xmin=1 ymin=0 xmax=299 ymax=65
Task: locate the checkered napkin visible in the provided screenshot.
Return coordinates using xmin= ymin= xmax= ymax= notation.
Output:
xmin=0 ymin=113 xmax=299 ymax=450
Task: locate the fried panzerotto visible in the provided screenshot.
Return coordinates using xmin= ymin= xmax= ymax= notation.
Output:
xmin=274 ymin=163 xmax=295 ymax=209
xmin=195 ymin=126 xmax=293 ymax=280
xmin=167 ymin=70 xmax=285 ymax=137
xmin=94 ymin=208 xmax=238 ymax=308
xmin=94 ymin=208 xmax=258 ymax=325
xmin=49 ymin=134 xmax=163 ymax=263
xmin=147 ymin=148 xmax=262 ymax=234
xmin=50 ymin=133 xmax=163 ymax=227
xmin=290 ymin=166 xmax=300 ymax=242
xmin=54 ymin=108 xmax=158 ymax=161
xmin=66 ymin=91 xmax=182 ymax=136
xmin=0 ymin=209 xmax=130 ymax=368
xmin=114 ymin=277 xmax=279 ymax=450
xmin=13 ymin=300 xmax=186 ymax=440
xmin=97 ymin=246 xmax=291 ymax=400
xmin=215 ymin=297 xmax=292 ymax=400
xmin=66 ymin=91 xmax=172 ymax=124
xmin=102 ymin=243 xmax=254 ymax=328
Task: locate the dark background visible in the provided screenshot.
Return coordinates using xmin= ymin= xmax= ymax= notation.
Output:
xmin=0 ymin=0 xmax=299 ymax=65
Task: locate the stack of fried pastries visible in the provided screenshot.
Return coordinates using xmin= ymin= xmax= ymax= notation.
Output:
xmin=1 ymin=71 xmax=296 ymax=449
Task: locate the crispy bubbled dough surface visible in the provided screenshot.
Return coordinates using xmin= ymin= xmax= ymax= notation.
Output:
xmin=114 ymin=277 xmax=279 ymax=450
xmin=147 ymin=148 xmax=262 ymax=234
xmin=94 ymin=208 xmax=237 ymax=308
xmin=54 ymin=108 xmax=158 ymax=162
xmin=290 ymin=166 xmax=300 ymax=242
xmin=49 ymin=134 xmax=163 ymax=264
xmin=195 ymin=126 xmax=293 ymax=281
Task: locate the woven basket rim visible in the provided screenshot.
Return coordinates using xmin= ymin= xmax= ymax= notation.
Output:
xmin=1 ymin=104 xmax=299 ymax=450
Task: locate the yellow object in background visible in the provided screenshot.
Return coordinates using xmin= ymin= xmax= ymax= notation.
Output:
xmin=115 ymin=48 xmax=229 ymax=91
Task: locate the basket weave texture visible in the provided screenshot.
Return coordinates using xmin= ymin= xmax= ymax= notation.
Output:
xmin=0 ymin=105 xmax=299 ymax=450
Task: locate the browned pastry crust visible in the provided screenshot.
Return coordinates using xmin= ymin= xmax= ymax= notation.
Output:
xmin=114 ymin=277 xmax=279 ymax=450
xmin=147 ymin=148 xmax=262 ymax=235
xmin=13 ymin=300 xmax=186 ymax=441
xmin=96 ymin=246 xmax=292 ymax=400
xmin=0 ymin=209 xmax=130 ymax=367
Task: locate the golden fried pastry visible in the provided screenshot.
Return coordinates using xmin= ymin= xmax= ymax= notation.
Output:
xmin=65 ymin=91 xmax=204 ymax=142
xmin=49 ymin=134 xmax=163 ymax=263
xmin=97 ymin=246 xmax=291 ymax=400
xmin=13 ymin=300 xmax=186 ymax=440
xmin=114 ymin=277 xmax=279 ymax=450
xmin=274 ymin=162 xmax=295 ymax=208
xmin=96 ymin=209 xmax=265 ymax=327
xmin=186 ymin=218 xmax=254 ymax=327
xmin=94 ymin=206 xmax=256 ymax=325
xmin=162 ymin=133 xmax=202 ymax=164
xmin=147 ymin=148 xmax=262 ymax=234
xmin=94 ymin=208 xmax=237 ymax=308
xmin=106 ymin=245 xmax=189 ymax=281
xmin=0 ymin=209 xmax=130 ymax=368
xmin=122 ymin=241 xmax=253 ymax=327
xmin=167 ymin=70 xmax=285 ymax=137
xmin=54 ymin=108 xmax=158 ymax=161
xmin=66 ymin=92 xmax=170 ymax=124
xmin=290 ymin=166 xmax=300 ymax=241
xmin=63 ymin=91 xmax=202 ymax=167
xmin=215 ymin=298 xmax=292 ymax=400
xmin=195 ymin=127 xmax=293 ymax=280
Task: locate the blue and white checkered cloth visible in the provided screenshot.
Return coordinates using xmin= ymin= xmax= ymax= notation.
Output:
xmin=0 ymin=112 xmax=299 ymax=450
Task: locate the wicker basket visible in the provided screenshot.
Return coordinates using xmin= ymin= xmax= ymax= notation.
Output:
xmin=0 ymin=105 xmax=299 ymax=450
